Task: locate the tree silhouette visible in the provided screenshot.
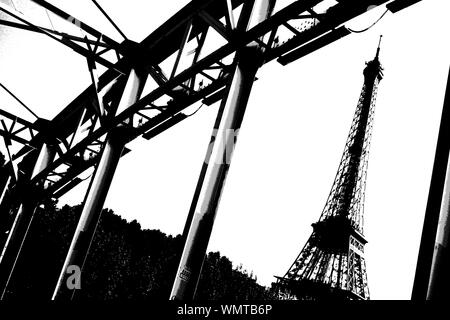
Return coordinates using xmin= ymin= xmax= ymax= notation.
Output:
xmin=3 ymin=204 xmax=273 ymax=300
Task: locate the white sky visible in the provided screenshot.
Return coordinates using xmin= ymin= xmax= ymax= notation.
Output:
xmin=1 ymin=0 xmax=450 ymax=300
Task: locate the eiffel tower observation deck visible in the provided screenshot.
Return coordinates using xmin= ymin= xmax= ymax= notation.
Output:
xmin=276 ymin=37 xmax=384 ymax=301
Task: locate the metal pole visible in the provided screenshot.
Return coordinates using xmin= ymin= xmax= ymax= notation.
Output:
xmin=170 ymin=0 xmax=275 ymax=300
xmin=0 ymin=172 xmax=13 ymax=262
xmin=0 ymin=143 xmax=56 ymax=299
xmin=412 ymin=66 xmax=450 ymax=300
xmin=0 ymin=176 xmax=11 ymax=206
xmin=51 ymin=69 xmax=147 ymax=300
xmin=427 ymin=146 xmax=450 ymax=299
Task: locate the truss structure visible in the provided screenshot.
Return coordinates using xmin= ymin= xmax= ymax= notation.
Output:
xmin=0 ymin=0 xmax=422 ymax=299
xmin=276 ymin=44 xmax=384 ymax=300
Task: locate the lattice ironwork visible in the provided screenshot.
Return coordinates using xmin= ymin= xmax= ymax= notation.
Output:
xmin=0 ymin=0 xmax=395 ymax=205
xmin=0 ymin=0 xmax=422 ymax=299
xmin=276 ymin=43 xmax=383 ymax=301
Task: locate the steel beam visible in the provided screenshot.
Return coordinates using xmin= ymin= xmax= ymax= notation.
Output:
xmin=0 ymin=19 xmax=110 ymax=48
xmin=427 ymin=145 xmax=450 ymax=300
xmin=0 ymin=82 xmax=38 ymax=119
xmin=0 ymin=160 xmax=12 ymax=211
xmin=169 ymin=0 xmax=275 ymax=300
xmin=51 ymin=69 xmax=147 ymax=300
xmin=413 ymin=66 xmax=450 ymax=300
xmin=0 ymin=176 xmax=10 ymax=205
xmin=9 ymin=0 xmax=393 ymax=206
xmin=90 ymin=0 xmax=128 ymax=40
xmin=30 ymin=0 xmax=121 ymax=50
xmin=0 ymin=0 xmax=425 ymax=299
xmin=170 ymin=21 xmax=193 ymax=80
xmin=277 ymin=26 xmax=351 ymax=65
xmin=0 ymin=2 xmax=124 ymax=74
xmin=0 ymin=143 xmax=56 ymax=299
xmin=387 ymin=0 xmax=422 ymax=13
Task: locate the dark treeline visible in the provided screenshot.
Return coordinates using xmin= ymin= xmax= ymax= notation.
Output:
xmin=2 ymin=203 xmax=274 ymax=300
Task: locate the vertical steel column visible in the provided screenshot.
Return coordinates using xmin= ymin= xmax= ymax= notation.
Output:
xmin=0 ymin=176 xmax=11 ymax=206
xmin=413 ymin=66 xmax=450 ymax=300
xmin=51 ymin=69 xmax=147 ymax=300
xmin=0 ymin=143 xmax=56 ymax=299
xmin=0 ymin=155 xmax=9 ymax=205
xmin=170 ymin=0 xmax=275 ymax=300
xmin=427 ymin=147 xmax=450 ymax=299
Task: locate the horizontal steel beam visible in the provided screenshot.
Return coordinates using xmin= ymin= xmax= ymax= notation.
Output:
xmin=387 ymin=0 xmax=422 ymax=13
xmin=4 ymin=0 xmax=414 ymax=204
xmin=278 ymin=26 xmax=351 ymax=65
xmin=30 ymin=0 xmax=121 ymax=50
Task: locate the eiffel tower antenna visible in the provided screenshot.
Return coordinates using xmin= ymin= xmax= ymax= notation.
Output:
xmin=376 ymin=35 xmax=382 ymax=59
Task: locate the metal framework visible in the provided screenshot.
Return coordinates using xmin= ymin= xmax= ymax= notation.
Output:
xmin=0 ymin=0 xmax=426 ymax=300
xmin=413 ymin=66 xmax=450 ymax=300
xmin=276 ymin=43 xmax=384 ymax=300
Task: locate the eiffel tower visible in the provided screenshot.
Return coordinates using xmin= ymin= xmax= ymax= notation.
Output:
xmin=276 ymin=37 xmax=384 ymax=300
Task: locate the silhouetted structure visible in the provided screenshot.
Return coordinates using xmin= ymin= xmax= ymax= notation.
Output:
xmin=276 ymin=38 xmax=384 ymax=301
xmin=0 ymin=1 xmax=425 ymax=300
xmin=0 ymin=204 xmax=271 ymax=300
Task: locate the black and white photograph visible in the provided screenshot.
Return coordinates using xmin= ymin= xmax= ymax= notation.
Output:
xmin=0 ymin=0 xmax=448 ymax=314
